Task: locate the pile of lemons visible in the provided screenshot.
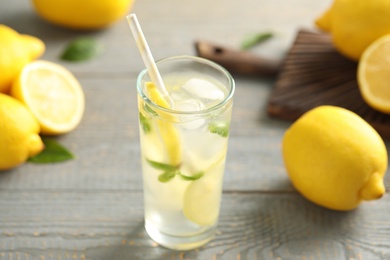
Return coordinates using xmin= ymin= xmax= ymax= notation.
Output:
xmin=282 ymin=0 xmax=390 ymax=211
xmin=0 ymin=24 xmax=84 ymax=170
xmin=316 ymin=0 xmax=390 ymax=114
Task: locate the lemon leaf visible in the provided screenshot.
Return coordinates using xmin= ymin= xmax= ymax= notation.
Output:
xmin=208 ymin=122 xmax=229 ymax=137
xmin=241 ymin=32 xmax=273 ymax=50
xmin=61 ymin=37 xmax=104 ymax=62
xmin=28 ymin=138 xmax=74 ymax=163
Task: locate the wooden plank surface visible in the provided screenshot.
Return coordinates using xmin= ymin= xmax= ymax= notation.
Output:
xmin=1 ymin=0 xmax=390 ymax=259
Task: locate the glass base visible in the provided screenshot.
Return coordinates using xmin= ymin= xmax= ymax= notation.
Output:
xmin=145 ymin=221 xmax=216 ymax=251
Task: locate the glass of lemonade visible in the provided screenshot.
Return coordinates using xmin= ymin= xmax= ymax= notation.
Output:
xmin=136 ymin=55 xmax=235 ymax=250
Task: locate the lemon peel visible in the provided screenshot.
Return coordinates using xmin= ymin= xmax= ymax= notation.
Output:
xmin=0 ymin=93 xmax=44 ymax=170
xmin=282 ymin=106 xmax=387 ymax=211
xmin=20 ymin=34 xmax=45 ymax=60
xmin=32 ymin=0 xmax=134 ymax=30
xmin=359 ymin=173 xmax=385 ymax=200
xmin=0 ymin=24 xmax=45 ymax=93
xmin=315 ymin=5 xmax=333 ymax=32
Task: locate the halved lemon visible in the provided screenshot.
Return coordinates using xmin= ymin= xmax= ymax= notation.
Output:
xmin=11 ymin=60 xmax=85 ymax=135
xmin=358 ymin=34 xmax=390 ymax=114
xmin=145 ymin=82 xmax=181 ymax=166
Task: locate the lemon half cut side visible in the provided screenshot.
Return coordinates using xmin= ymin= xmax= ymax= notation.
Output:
xmin=358 ymin=34 xmax=390 ymax=114
xmin=11 ymin=60 xmax=85 ymax=135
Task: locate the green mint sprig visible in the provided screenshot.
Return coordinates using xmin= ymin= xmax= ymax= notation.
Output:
xmin=139 ymin=104 xmax=158 ymax=134
xmin=139 ymin=112 xmax=152 ymax=134
xmin=208 ymin=122 xmax=230 ymax=138
xmin=146 ymin=158 xmax=203 ymax=183
xmin=144 ymin=104 xmax=158 ymax=116
xmin=241 ymin=32 xmax=273 ymax=50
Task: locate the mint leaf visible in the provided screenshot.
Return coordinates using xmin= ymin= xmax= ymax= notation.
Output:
xmin=139 ymin=112 xmax=152 ymax=134
xmin=146 ymin=158 xmax=179 ymax=171
xmin=147 ymin=158 xmax=205 ymax=183
xmin=241 ymin=32 xmax=273 ymax=50
xmin=208 ymin=122 xmax=229 ymax=137
xmin=28 ymin=138 xmax=74 ymax=163
xmin=61 ymin=37 xmax=104 ymax=62
xmin=145 ymin=104 xmax=158 ymax=116
xmin=158 ymin=171 xmax=177 ymax=183
xmin=179 ymin=171 xmax=204 ymax=181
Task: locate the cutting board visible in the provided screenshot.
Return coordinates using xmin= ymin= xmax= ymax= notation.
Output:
xmin=196 ymin=29 xmax=390 ymax=138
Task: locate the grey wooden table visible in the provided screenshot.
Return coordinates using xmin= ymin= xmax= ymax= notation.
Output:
xmin=1 ymin=0 xmax=390 ymax=259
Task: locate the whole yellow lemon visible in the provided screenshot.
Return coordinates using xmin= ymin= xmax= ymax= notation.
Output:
xmin=31 ymin=0 xmax=134 ymax=30
xmin=282 ymin=106 xmax=387 ymax=211
xmin=0 ymin=25 xmax=45 ymax=93
xmin=0 ymin=93 xmax=44 ymax=170
xmin=315 ymin=0 xmax=390 ymax=61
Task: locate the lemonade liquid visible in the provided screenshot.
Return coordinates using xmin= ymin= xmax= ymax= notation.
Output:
xmin=137 ymin=56 xmax=234 ymax=250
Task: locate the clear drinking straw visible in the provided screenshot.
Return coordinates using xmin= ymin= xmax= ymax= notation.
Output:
xmin=127 ymin=13 xmax=173 ymax=106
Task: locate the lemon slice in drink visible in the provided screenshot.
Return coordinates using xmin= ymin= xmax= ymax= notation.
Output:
xmin=11 ymin=60 xmax=85 ymax=135
xmin=145 ymin=82 xmax=181 ymax=165
xmin=183 ymin=176 xmax=221 ymax=226
xmin=183 ymin=157 xmax=225 ymax=226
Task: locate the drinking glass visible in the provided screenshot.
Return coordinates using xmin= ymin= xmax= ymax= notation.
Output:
xmin=137 ymin=55 xmax=235 ymax=250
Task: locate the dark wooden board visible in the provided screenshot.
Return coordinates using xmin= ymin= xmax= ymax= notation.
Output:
xmin=267 ymin=29 xmax=390 ymax=138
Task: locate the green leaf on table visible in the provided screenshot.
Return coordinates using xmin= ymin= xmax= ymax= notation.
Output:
xmin=208 ymin=122 xmax=229 ymax=137
xmin=146 ymin=158 xmax=179 ymax=171
xmin=241 ymin=32 xmax=273 ymax=50
xmin=61 ymin=37 xmax=104 ymax=62
xmin=139 ymin=112 xmax=152 ymax=134
xmin=28 ymin=138 xmax=74 ymax=163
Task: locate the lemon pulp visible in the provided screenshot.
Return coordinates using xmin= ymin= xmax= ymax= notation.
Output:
xmin=11 ymin=60 xmax=85 ymax=135
xmin=358 ymin=34 xmax=390 ymax=113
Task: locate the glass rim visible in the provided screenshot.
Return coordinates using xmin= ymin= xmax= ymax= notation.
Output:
xmin=136 ymin=55 xmax=235 ymax=116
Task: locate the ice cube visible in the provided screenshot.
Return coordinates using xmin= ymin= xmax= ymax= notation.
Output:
xmin=174 ymin=99 xmax=205 ymax=129
xmin=182 ymin=78 xmax=225 ymax=102
xmin=174 ymin=98 xmax=205 ymax=112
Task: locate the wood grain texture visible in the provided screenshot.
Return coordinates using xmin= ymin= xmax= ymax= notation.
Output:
xmin=267 ymin=29 xmax=390 ymax=138
xmin=1 ymin=0 xmax=390 ymax=259
xmin=0 ymin=192 xmax=389 ymax=259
